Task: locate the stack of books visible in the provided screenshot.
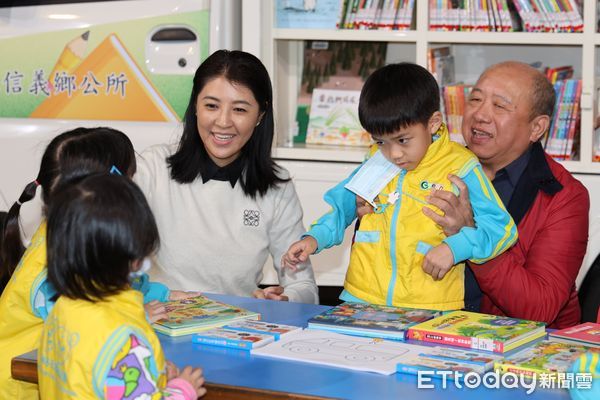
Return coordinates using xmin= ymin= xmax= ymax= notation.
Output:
xmin=407 ymin=311 xmax=546 ymax=353
xmin=549 ymin=322 xmax=600 ymax=347
xmin=307 ymin=302 xmax=441 ymax=341
xmin=153 ymin=295 xmax=260 ymax=337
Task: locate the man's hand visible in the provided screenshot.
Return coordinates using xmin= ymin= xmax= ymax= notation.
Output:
xmin=422 ymin=174 xmax=474 ymax=236
xmin=252 ymin=286 xmax=289 ymax=301
xmin=281 ymin=237 xmax=318 ymax=271
xmin=422 ymin=243 xmax=455 ymax=281
xmin=356 ymin=195 xmax=374 ymax=219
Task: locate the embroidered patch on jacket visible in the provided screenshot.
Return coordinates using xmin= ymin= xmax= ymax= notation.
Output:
xmin=420 ymin=180 xmax=444 ymax=191
xmin=243 ymin=210 xmax=260 ymax=227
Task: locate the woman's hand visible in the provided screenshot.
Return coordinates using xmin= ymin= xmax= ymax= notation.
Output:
xmin=144 ymin=300 xmax=167 ymax=323
xmin=422 ymin=174 xmax=474 ymax=236
xmin=169 ymin=290 xmax=201 ymax=300
xmin=252 ymin=286 xmax=289 ymax=301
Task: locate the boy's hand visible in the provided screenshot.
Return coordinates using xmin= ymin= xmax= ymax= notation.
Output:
xmin=252 ymin=285 xmax=289 ymax=301
xmin=144 ymin=300 xmax=167 ymax=323
xmin=422 ymin=243 xmax=455 ymax=281
xmin=281 ymin=237 xmax=318 ymax=271
xmin=169 ymin=290 xmax=201 ymax=300
xmin=356 ymin=195 xmax=374 ymax=219
xmin=177 ymin=365 xmax=206 ymax=398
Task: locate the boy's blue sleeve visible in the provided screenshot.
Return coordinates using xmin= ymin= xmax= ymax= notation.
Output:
xmin=443 ymin=164 xmax=518 ymax=264
xmin=303 ymin=164 xmax=363 ymax=253
xmin=130 ymin=273 xmax=170 ymax=303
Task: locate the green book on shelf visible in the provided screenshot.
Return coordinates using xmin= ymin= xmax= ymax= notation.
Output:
xmin=153 ymin=295 xmax=260 ymax=337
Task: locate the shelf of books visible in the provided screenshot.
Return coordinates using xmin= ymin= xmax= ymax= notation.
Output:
xmin=252 ymin=0 xmax=600 ymax=173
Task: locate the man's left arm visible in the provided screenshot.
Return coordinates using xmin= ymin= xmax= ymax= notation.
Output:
xmin=469 ymin=182 xmax=589 ymax=324
xmin=442 ymin=165 xmax=518 ymax=263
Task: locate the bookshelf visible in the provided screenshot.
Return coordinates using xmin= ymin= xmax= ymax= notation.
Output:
xmin=242 ymin=0 xmax=600 ymax=173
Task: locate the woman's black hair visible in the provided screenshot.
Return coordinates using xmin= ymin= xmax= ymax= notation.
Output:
xmin=167 ymin=49 xmax=288 ymax=198
xmin=358 ymin=62 xmax=440 ymax=136
xmin=0 ymin=127 xmax=135 ymax=284
xmin=46 ymin=174 xmax=159 ymax=301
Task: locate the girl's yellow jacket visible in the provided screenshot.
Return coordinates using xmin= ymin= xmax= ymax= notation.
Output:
xmin=38 ymin=290 xmax=168 ymax=399
xmin=307 ymin=126 xmax=517 ymax=310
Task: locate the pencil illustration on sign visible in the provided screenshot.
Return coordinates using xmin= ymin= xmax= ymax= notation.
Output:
xmin=47 ymin=30 xmax=90 ymax=92
xmin=31 ymin=33 xmax=179 ymax=122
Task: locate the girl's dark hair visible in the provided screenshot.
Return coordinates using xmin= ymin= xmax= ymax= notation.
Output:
xmin=0 ymin=127 xmax=135 ymax=284
xmin=167 ymin=49 xmax=288 ymax=198
xmin=358 ymin=62 xmax=440 ymax=136
xmin=46 ymin=174 xmax=159 ymax=301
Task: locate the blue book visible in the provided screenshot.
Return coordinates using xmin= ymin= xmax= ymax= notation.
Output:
xmin=223 ymin=320 xmax=302 ymax=340
xmin=192 ymin=328 xmax=275 ymax=350
xmin=276 ymin=0 xmax=342 ymax=29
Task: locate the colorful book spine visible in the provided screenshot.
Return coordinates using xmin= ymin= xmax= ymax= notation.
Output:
xmin=192 ymin=328 xmax=275 ymax=350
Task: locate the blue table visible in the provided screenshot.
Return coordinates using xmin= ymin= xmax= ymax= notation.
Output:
xmin=160 ymin=293 xmax=572 ymax=400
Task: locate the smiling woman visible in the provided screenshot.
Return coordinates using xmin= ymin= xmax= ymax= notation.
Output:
xmin=134 ymin=50 xmax=319 ymax=304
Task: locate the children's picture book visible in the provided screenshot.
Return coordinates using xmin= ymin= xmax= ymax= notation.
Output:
xmin=548 ymin=322 xmax=600 ymax=347
xmin=153 ymin=295 xmax=260 ymax=337
xmin=305 ymin=88 xmax=369 ymax=146
xmin=494 ymin=340 xmax=599 ymax=379
xmin=344 ymin=150 xmax=401 ymax=206
xmin=407 ymin=311 xmax=546 ymax=353
xmin=223 ymin=320 xmax=302 ymax=340
xmin=276 ymin=0 xmax=343 ymax=29
xmin=307 ymin=302 xmax=441 ymax=341
xmin=252 ymin=329 xmax=432 ymax=375
xmin=192 ymin=327 xmax=275 ymax=350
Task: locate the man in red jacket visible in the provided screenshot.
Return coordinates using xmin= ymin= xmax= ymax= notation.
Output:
xmin=424 ymin=61 xmax=589 ymax=328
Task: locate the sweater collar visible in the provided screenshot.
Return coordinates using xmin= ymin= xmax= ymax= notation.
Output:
xmin=506 ymin=142 xmax=563 ymax=225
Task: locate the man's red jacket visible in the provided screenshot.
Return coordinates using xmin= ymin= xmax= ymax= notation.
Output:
xmin=470 ymin=143 xmax=589 ymax=329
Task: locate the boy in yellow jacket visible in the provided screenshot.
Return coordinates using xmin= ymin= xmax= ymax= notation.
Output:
xmin=283 ymin=63 xmax=517 ymax=311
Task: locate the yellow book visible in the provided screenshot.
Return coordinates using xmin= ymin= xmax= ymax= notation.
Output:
xmin=407 ymin=311 xmax=546 ymax=353
xmin=31 ymin=33 xmax=178 ymax=122
xmin=494 ymin=340 xmax=599 ymax=380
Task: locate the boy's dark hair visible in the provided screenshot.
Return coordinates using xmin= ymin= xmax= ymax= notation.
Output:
xmin=46 ymin=174 xmax=159 ymax=301
xmin=167 ymin=49 xmax=288 ymax=199
xmin=0 ymin=127 xmax=135 ymax=284
xmin=358 ymin=62 xmax=440 ymax=136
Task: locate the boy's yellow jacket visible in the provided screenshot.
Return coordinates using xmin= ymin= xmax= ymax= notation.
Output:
xmin=306 ymin=125 xmax=517 ymax=310
xmin=38 ymin=290 xmax=168 ymax=399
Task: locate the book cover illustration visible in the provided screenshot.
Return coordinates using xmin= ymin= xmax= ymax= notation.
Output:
xmin=495 ymin=340 xmax=599 ymax=379
xmin=307 ymin=302 xmax=441 ymax=340
xmin=192 ymin=327 xmax=275 ymax=350
xmin=276 ymin=0 xmax=342 ymax=29
xmin=408 ymin=311 xmax=546 ymax=353
xmin=549 ymin=322 xmax=600 ymax=347
xmin=223 ymin=320 xmax=302 ymax=340
xmin=153 ymin=295 xmax=260 ymax=337
xmin=295 ymin=41 xmax=386 ymax=144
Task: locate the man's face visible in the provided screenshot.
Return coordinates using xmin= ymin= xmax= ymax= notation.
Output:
xmin=462 ymin=67 xmax=536 ymax=173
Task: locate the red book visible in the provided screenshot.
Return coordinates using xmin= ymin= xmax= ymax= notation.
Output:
xmin=549 ymin=322 xmax=600 ymax=347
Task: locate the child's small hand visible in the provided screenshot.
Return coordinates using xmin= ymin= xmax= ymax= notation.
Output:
xmin=356 ymin=195 xmax=374 ymax=219
xmin=169 ymin=290 xmax=201 ymax=301
xmin=422 ymin=243 xmax=455 ymax=281
xmin=166 ymin=360 xmax=179 ymax=380
xmin=177 ymin=365 xmax=206 ymax=398
xmin=281 ymin=237 xmax=318 ymax=271
xmin=144 ymin=300 xmax=167 ymax=323
xmin=252 ymin=286 xmax=289 ymax=301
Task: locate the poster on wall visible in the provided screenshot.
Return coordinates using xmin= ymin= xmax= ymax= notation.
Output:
xmin=0 ymin=10 xmax=209 ymax=122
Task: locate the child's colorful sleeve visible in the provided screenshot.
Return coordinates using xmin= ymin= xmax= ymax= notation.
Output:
xmin=568 ymin=351 xmax=599 ymax=400
xmin=442 ymin=163 xmax=518 ymax=264
xmin=303 ymin=164 xmax=362 ymax=253
xmin=164 ymin=378 xmax=198 ymax=400
xmin=130 ymin=273 xmax=170 ymax=303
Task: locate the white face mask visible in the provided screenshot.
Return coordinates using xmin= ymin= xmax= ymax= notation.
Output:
xmin=129 ymin=257 xmax=152 ymax=278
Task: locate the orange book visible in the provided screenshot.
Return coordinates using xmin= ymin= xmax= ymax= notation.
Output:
xmin=31 ymin=33 xmax=178 ymax=122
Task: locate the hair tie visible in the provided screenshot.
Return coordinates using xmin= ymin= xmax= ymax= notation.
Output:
xmin=34 ymin=180 xmax=40 ymax=186
xmin=16 ymin=200 xmax=22 ymax=206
